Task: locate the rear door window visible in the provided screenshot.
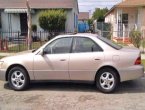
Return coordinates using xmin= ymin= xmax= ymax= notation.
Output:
xmin=72 ymin=37 xmax=103 ymax=53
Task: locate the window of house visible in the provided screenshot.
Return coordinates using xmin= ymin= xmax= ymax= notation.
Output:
xmin=122 ymin=14 xmax=128 ymax=24
xmin=72 ymin=37 xmax=103 ymax=53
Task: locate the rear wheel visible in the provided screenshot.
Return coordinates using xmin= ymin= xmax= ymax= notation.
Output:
xmin=96 ymin=68 xmax=119 ymax=93
xmin=8 ymin=66 xmax=30 ymax=91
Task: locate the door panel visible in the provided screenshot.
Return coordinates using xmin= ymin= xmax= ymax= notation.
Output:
xmin=69 ymin=52 xmax=104 ymax=81
xmin=34 ymin=54 xmax=70 ymax=80
xmin=33 ymin=37 xmax=72 ymax=80
xmin=69 ymin=37 xmax=104 ymax=81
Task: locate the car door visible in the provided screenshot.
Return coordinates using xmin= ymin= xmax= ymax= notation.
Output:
xmin=69 ymin=37 xmax=104 ymax=81
xmin=33 ymin=37 xmax=73 ymax=80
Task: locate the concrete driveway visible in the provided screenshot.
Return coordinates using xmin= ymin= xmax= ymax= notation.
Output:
xmin=0 ymin=77 xmax=145 ymax=110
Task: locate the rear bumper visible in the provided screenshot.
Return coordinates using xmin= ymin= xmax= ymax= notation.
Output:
xmin=119 ymin=65 xmax=144 ymax=82
xmin=0 ymin=69 xmax=6 ymax=81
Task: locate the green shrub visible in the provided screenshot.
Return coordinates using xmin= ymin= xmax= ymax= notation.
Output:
xmin=129 ymin=29 xmax=142 ymax=48
xmin=39 ymin=10 xmax=66 ymax=32
xmin=32 ymin=24 xmax=37 ymax=32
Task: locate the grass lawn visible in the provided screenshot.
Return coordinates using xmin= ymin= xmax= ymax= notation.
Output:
xmin=117 ymin=42 xmax=128 ymax=46
xmin=0 ymin=56 xmax=5 ymax=59
xmin=142 ymin=60 xmax=145 ymax=68
xmin=113 ymin=41 xmax=128 ymax=46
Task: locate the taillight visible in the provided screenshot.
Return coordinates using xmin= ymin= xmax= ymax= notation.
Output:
xmin=134 ymin=56 xmax=141 ymax=65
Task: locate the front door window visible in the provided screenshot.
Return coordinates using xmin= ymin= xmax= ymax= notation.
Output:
xmin=44 ymin=37 xmax=73 ymax=54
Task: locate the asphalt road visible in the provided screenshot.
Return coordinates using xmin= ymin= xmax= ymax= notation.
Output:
xmin=0 ymin=77 xmax=145 ymax=110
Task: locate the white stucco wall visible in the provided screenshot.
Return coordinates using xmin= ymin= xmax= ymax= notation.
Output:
xmin=65 ymin=9 xmax=74 ymax=33
xmin=31 ymin=10 xmax=43 ymax=32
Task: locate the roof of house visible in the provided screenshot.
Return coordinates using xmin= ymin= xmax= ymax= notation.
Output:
xmin=117 ymin=0 xmax=145 ymax=7
xmin=105 ymin=0 xmax=145 ymax=17
xmin=0 ymin=0 xmax=78 ymax=9
xmin=78 ymin=12 xmax=89 ymax=20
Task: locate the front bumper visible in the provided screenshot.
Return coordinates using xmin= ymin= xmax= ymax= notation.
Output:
xmin=119 ymin=65 xmax=144 ymax=82
xmin=0 ymin=69 xmax=6 ymax=81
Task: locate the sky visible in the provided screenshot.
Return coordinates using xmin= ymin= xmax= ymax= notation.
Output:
xmin=78 ymin=0 xmax=122 ymax=13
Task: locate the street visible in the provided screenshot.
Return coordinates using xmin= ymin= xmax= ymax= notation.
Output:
xmin=0 ymin=77 xmax=145 ymax=110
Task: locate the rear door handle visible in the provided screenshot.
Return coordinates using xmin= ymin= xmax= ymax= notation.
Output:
xmin=60 ymin=59 xmax=66 ymax=61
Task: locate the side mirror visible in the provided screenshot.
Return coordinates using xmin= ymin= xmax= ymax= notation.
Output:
xmin=32 ymin=49 xmax=36 ymax=52
xmin=42 ymin=47 xmax=51 ymax=55
xmin=42 ymin=49 xmax=48 ymax=55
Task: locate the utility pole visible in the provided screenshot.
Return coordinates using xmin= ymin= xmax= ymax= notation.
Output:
xmin=26 ymin=0 xmax=32 ymax=50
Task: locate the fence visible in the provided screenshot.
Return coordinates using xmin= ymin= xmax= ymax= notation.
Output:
xmin=95 ymin=22 xmax=145 ymax=43
xmin=1 ymin=30 xmax=145 ymax=52
xmin=0 ymin=31 xmax=66 ymax=52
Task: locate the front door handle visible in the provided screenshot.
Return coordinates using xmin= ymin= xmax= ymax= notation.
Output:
xmin=95 ymin=59 xmax=100 ymax=61
xmin=60 ymin=59 xmax=66 ymax=61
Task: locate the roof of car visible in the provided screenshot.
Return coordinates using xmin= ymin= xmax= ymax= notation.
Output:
xmin=56 ymin=33 xmax=98 ymax=38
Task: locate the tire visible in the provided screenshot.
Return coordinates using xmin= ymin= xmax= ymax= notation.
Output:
xmin=8 ymin=66 xmax=30 ymax=91
xmin=96 ymin=68 xmax=119 ymax=93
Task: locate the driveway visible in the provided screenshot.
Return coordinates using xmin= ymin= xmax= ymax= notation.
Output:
xmin=0 ymin=77 xmax=145 ymax=110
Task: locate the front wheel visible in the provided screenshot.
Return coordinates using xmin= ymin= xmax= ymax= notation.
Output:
xmin=8 ymin=66 xmax=30 ymax=91
xmin=96 ymin=68 xmax=119 ymax=93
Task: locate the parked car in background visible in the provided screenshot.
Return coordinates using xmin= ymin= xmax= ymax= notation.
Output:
xmin=0 ymin=33 xmax=144 ymax=93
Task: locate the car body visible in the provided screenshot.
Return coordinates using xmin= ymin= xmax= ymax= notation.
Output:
xmin=0 ymin=33 xmax=144 ymax=93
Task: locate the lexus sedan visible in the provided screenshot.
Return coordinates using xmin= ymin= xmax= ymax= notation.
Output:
xmin=0 ymin=33 xmax=144 ymax=93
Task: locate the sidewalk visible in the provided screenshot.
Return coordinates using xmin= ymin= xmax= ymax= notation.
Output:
xmin=0 ymin=50 xmax=32 ymax=57
xmin=0 ymin=52 xmax=15 ymax=56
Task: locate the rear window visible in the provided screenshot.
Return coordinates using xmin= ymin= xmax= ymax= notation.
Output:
xmin=97 ymin=36 xmax=122 ymax=50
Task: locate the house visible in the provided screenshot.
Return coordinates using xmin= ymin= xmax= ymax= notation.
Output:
xmin=78 ymin=12 xmax=89 ymax=32
xmin=105 ymin=0 xmax=145 ymax=43
xmin=0 ymin=0 xmax=79 ymax=34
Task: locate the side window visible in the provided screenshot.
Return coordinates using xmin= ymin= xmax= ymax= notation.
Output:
xmin=72 ymin=37 xmax=102 ymax=53
xmin=44 ymin=37 xmax=72 ymax=54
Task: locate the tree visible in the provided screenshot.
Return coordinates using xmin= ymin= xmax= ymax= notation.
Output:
xmin=129 ymin=29 xmax=142 ymax=48
xmin=26 ymin=0 xmax=32 ymax=50
xmin=39 ymin=10 xmax=66 ymax=38
xmin=32 ymin=24 xmax=37 ymax=32
xmin=92 ymin=8 xmax=108 ymax=22
xmin=87 ymin=19 xmax=93 ymax=27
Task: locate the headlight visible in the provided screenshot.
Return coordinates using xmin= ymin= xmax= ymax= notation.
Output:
xmin=0 ymin=61 xmax=4 ymax=69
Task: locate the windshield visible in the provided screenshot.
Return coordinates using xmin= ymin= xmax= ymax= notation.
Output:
xmin=97 ymin=36 xmax=122 ymax=50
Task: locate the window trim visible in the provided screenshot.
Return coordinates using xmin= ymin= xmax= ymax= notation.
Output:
xmin=44 ymin=37 xmax=73 ymax=54
xmin=71 ymin=37 xmax=103 ymax=53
